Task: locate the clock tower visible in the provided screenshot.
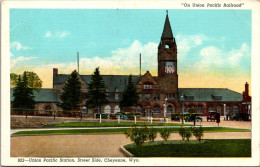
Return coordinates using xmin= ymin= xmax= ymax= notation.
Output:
xmin=158 ymin=12 xmax=178 ymax=96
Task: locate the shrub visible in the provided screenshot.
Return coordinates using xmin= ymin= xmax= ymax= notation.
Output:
xmin=159 ymin=128 xmax=171 ymax=141
xmin=148 ymin=128 xmax=157 ymax=142
xmin=178 ymin=127 xmax=186 ymax=141
xmin=185 ymin=128 xmax=192 ymax=142
xmin=124 ymin=126 xmax=149 ymax=146
xmin=192 ymin=126 xmax=204 ymax=142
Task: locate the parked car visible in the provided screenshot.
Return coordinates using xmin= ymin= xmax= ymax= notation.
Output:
xmin=184 ymin=113 xmax=202 ymax=122
xmin=207 ymin=112 xmax=216 ymax=122
xmin=110 ymin=114 xmax=118 ymax=119
xmin=119 ymin=115 xmax=128 ymax=120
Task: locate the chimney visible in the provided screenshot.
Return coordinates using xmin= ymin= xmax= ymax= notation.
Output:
xmin=245 ymin=82 xmax=249 ymax=96
xmin=53 ymin=68 xmax=58 ymax=77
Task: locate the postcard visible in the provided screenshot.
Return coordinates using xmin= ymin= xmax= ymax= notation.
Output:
xmin=1 ymin=0 xmax=260 ymax=166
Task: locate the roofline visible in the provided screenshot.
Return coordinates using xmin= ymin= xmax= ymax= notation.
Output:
xmin=55 ymin=74 xmax=142 ymax=77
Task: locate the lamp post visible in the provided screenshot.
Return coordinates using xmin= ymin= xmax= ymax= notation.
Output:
xmin=164 ymin=97 xmax=168 ymax=122
xmin=181 ymin=94 xmax=184 ymax=124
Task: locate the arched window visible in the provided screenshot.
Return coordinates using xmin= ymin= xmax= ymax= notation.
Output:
xmin=167 ymin=105 xmax=173 ymax=114
xmin=181 ymin=106 xmax=187 ymax=113
xmin=137 ymin=106 xmax=142 ymax=114
xmin=233 ymin=105 xmax=239 ymax=115
xmin=104 ymin=105 xmax=111 ymax=114
xmin=208 ymin=106 xmax=214 ymax=112
xmin=165 ymin=44 xmax=170 ymax=49
xmin=198 ymin=105 xmax=203 ymax=114
xmin=216 ymin=106 xmax=222 ymax=116
xmin=226 ymin=106 xmax=231 ymax=115
xmin=114 ymin=105 xmax=120 ymax=114
xmin=45 ymin=105 xmax=52 ymax=111
xmin=153 ymin=106 xmax=160 ymax=114
xmin=188 ymin=105 xmax=196 ymax=113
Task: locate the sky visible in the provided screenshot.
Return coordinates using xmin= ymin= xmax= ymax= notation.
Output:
xmin=10 ymin=9 xmax=251 ymax=93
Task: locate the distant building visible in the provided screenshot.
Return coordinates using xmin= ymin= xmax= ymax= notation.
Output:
xmin=11 ymin=13 xmax=251 ymax=119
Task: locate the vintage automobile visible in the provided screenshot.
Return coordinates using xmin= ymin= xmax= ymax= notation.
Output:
xmin=207 ymin=112 xmax=216 ymax=121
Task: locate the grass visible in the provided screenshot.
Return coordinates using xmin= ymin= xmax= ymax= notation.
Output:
xmin=46 ymin=122 xmax=191 ymax=127
xmin=124 ymin=139 xmax=251 ymax=157
xmin=13 ymin=127 xmax=250 ymax=136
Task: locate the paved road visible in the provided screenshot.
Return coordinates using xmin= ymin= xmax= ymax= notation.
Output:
xmin=11 ymin=132 xmax=251 ymax=157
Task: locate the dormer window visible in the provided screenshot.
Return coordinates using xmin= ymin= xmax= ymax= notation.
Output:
xmin=105 ymin=88 xmax=109 ymax=99
xmin=114 ymin=88 xmax=119 ymax=100
xmin=212 ymin=95 xmax=222 ymax=100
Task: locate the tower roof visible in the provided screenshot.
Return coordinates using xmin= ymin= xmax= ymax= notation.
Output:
xmin=161 ymin=13 xmax=173 ymax=39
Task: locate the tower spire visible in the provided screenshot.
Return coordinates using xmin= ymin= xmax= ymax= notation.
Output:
xmin=161 ymin=11 xmax=173 ymax=39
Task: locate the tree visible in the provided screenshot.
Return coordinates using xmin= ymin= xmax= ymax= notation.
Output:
xmin=86 ymin=67 xmax=108 ymax=113
xmin=192 ymin=126 xmax=204 ymax=142
xmin=159 ymin=128 xmax=171 ymax=141
xmin=60 ymin=70 xmax=82 ymax=110
xmin=12 ymin=72 xmax=35 ymax=109
xmin=125 ymin=126 xmax=149 ymax=146
xmin=120 ymin=75 xmax=138 ymax=112
xmin=10 ymin=71 xmax=42 ymax=90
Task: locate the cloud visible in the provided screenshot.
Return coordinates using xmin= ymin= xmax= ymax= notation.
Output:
xmin=195 ymin=43 xmax=250 ymax=71
xmin=44 ymin=31 xmax=70 ymax=39
xmin=11 ymin=40 xmax=158 ymax=88
xmin=10 ymin=41 xmax=32 ymax=50
xmin=176 ymin=34 xmax=208 ymax=59
xmin=11 ymin=56 xmax=37 ymax=68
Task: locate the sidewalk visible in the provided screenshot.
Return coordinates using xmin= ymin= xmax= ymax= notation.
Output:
xmin=11 ymin=132 xmax=251 ymax=157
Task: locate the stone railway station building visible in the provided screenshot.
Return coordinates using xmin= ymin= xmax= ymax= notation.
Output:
xmin=11 ymin=14 xmax=251 ymax=119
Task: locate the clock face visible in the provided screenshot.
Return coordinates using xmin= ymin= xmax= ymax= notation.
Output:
xmin=165 ymin=61 xmax=175 ymax=74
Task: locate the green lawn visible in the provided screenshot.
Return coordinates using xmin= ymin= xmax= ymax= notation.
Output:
xmin=13 ymin=127 xmax=250 ymax=136
xmin=124 ymin=139 xmax=251 ymax=157
xmin=46 ymin=122 xmax=191 ymax=127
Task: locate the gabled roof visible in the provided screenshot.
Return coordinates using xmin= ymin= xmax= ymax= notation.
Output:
xmin=53 ymin=74 xmax=141 ymax=92
xmin=10 ymin=88 xmax=59 ymax=103
xmin=178 ymin=88 xmax=242 ymax=102
xmin=161 ymin=14 xmax=173 ymax=39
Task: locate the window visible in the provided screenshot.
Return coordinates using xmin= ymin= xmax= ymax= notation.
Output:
xmin=181 ymin=106 xmax=187 ymax=113
xmin=166 ymin=94 xmax=174 ymax=100
xmin=153 ymin=94 xmax=160 ymax=101
xmin=167 ymin=105 xmax=173 ymax=114
xmin=233 ymin=105 xmax=239 ymax=115
xmin=139 ymin=94 xmax=143 ymax=101
xmin=153 ymin=106 xmax=160 ymax=114
xmin=143 ymin=84 xmax=153 ymax=89
xmin=226 ymin=106 xmax=231 ymax=115
xmin=165 ymin=44 xmax=170 ymax=49
xmin=144 ymin=94 xmax=151 ymax=100
xmin=104 ymin=105 xmax=111 ymax=114
xmin=137 ymin=106 xmax=142 ymax=114
xmin=114 ymin=105 xmax=120 ymax=114
xmin=216 ymin=106 xmax=222 ymax=115
xmin=198 ymin=105 xmax=203 ymax=114
xmin=212 ymin=95 xmax=222 ymax=100
xmin=115 ymin=92 xmax=119 ymax=100
xmin=188 ymin=105 xmax=196 ymax=113
xmin=45 ymin=105 xmax=52 ymax=111
xmin=105 ymin=88 xmax=109 ymax=99
xmin=208 ymin=106 xmax=214 ymax=112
